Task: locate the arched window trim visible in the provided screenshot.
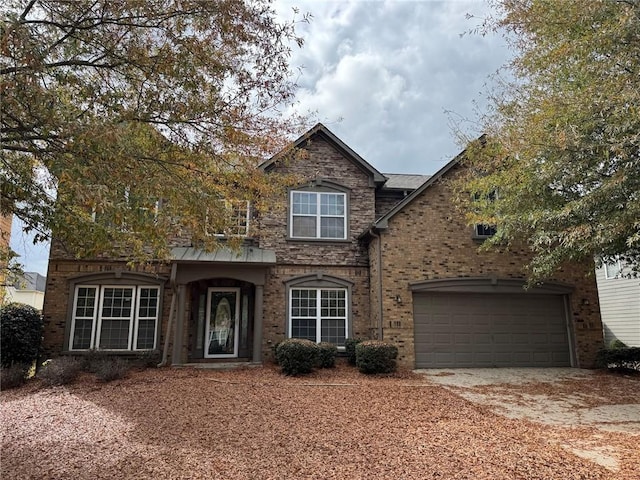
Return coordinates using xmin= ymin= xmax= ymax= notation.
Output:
xmin=284 ymin=273 xmax=353 ymax=348
xmin=64 ymin=271 xmax=165 ymax=353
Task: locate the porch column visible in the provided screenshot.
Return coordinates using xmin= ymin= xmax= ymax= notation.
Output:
xmin=172 ymin=284 xmax=186 ymax=366
xmin=252 ymin=284 xmax=264 ymax=363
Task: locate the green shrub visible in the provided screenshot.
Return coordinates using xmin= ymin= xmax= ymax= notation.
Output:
xmin=316 ymin=342 xmax=338 ymax=368
xmin=0 ymin=363 xmax=29 ymax=390
xmin=344 ymin=337 xmax=363 ymax=365
xmin=93 ymin=357 xmax=130 ymax=382
xmin=275 ymin=338 xmax=319 ymax=376
xmin=271 ymin=341 xmax=282 ymax=365
xmin=596 ymin=347 xmax=640 ymax=372
xmin=1 ymin=303 xmax=43 ymax=367
xmin=356 ymin=340 xmax=398 ymax=374
xmin=38 ymin=356 xmax=83 ymax=386
xmin=609 ymin=338 xmax=628 ymax=350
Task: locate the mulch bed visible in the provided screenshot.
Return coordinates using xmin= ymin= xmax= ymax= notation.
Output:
xmin=1 ymin=363 xmax=637 ymax=479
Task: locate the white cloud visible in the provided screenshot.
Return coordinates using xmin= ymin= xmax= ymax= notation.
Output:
xmin=279 ymin=0 xmax=511 ymax=173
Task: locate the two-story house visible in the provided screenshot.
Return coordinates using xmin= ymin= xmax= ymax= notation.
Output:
xmin=41 ymin=123 xmax=604 ymax=368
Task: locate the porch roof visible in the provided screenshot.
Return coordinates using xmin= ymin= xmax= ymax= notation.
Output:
xmin=170 ymin=246 xmax=276 ymax=265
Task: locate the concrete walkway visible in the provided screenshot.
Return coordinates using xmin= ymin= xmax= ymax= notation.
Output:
xmin=416 ymin=367 xmax=640 ymax=472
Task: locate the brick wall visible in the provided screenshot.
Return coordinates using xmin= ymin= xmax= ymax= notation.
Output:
xmin=262 ymin=264 xmax=371 ymax=361
xmin=257 ymin=134 xmax=379 ymax=360
xmin=372 ymin=166 xmax=603 ymax=368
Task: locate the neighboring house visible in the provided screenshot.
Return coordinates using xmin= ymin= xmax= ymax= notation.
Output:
xmin=5 ymin=271 xmax=47 ymax=311
xmin=595 ymin=260 xmax=640 ymax=347
xmin=40 ymin=124 xmax=603 ymax=368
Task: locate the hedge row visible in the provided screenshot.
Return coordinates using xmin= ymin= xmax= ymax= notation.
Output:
xmin=275 ymin=338 xmax=398 ymax=376
xmin=596 ymin=347 xmax=640 ymax=372
xmin=274 ymin=339 xmax=339 ymax=375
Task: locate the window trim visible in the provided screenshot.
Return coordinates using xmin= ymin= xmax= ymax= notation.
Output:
xmin=69 ymin=284 xmax=160 ymax=352
xmin=65 ymin=272 xmax=165 ymax=353
xmin=287 ymin=181 xmax=350 ymax=241
xmin=604 ymin=260 xmax=622 ymax=279
xmin=284 ymin=273 xmax=353 ymax=348
xmin=289 ymin=287 xmax=348 ymax=345
xmin=208 ymin=200 xmax=251 ymax=238
xmin=471 ymin=190 xmax=498 ymax=239
xmin=473 ymin=223 xmax=497 ymax=239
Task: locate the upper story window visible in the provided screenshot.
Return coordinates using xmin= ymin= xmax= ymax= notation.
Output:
xmin=290 ymin=191 xmax=347 ymax=240
xmin=605 ymin=260 xmax=622 ymax=279
xmin=91 ymin=186 xmax=161 ymax=228
xmin=474 ymin=224 xmax=497 ymax=237
xmin=211 ymin=200 xmax=250 ymax=237
xmin=472 ymin=190 xmax=497 ymax=239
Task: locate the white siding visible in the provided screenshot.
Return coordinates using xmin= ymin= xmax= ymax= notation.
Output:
xmin=595 ymin=267 xmax=640 ymax=347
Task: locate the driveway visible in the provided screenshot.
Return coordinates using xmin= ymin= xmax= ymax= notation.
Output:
xmin=417 ymin=368 xmax=640 ymax=471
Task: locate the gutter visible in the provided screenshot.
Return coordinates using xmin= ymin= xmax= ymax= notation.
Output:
xmin=158 ymin=262 xmax=178 ymax=367
xmin=369 ymin=227 xmax=384 ymax=340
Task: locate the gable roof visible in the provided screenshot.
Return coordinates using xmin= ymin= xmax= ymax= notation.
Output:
xmin=373 ymin=148 xmax=467 ymax=230
xmin=259 ymin=123 xmax=387 ymax=185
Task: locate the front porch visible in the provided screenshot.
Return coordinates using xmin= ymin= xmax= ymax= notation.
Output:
xmin=162 ymin=246 xmax=275 ymax=366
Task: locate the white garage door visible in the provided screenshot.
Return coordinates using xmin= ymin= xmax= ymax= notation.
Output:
xmin=413 ymin=292 xmax=571 ymax=368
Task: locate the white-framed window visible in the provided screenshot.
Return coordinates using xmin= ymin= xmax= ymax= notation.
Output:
xmin=289 ymin=287 xmax=347 ymax=346
xmin=212 ymin=200 xmax=250 ymax=237
xmin=605 ymin=260 xmax=622 ymax=279
xmin=290 ymin=191 xmax=346 ymax=239
xmin=91 ymin=186 xmax=161 ymax=228
xmin=69 ymin=285 xmax=160 ymax=351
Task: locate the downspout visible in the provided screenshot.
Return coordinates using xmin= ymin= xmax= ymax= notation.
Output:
xmin=158 ymin=262 xmax=178 ymax=367
xmin=369 ymin=227 xmax=384 ymax=340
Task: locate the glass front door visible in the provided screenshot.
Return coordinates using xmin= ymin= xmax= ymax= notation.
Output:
xmin=205 ymin=288 xmax=240 ymax=358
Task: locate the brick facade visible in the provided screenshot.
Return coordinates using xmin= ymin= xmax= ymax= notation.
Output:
xmin=41 ymin=124 xmax=604 ymax=368
xmin=259 ymin=133 xmax=379 ymax=359
xmin=369 ymin=165 xmax=603 ymax=368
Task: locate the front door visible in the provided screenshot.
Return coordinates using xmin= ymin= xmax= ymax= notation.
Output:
xmin=205 ymin=288 xmax=240 ymax=358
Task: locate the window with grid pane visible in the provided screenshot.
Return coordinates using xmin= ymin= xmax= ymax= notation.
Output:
xmin=69 ymin=285 xmax=160 ymax=351
xmin=136 ymin=288 xmax=159 ymax=349
xmin=290 ymin=288 xmax=347 ymax=346
xmin=71 ymin=287 xmax=97 ymax=349
xmin=210 ymin=200 xmax=250 ymax=237
xmin=290 ymin=191 xmax=346 ymax=239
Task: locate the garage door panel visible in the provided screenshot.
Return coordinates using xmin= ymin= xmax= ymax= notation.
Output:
xmin=413 ymin=292 xmax=570 ymax=368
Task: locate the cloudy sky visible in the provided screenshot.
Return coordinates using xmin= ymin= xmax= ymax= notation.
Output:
xmin=10 ymin=0 xmax=512 ymax=276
